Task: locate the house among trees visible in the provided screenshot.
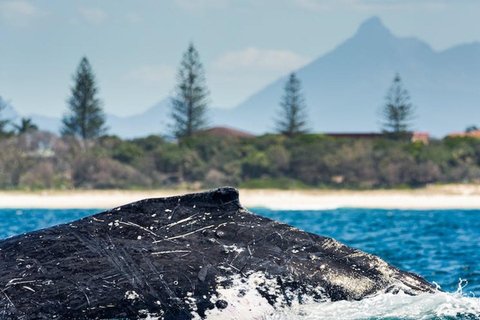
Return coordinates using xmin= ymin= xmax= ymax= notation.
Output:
xmin=324 ymin=133 xmax=383 ymax=139
xmin=324 ymin=132 xmax=429 ymax=144
xmin=448 ymin=129 xmax=480 ymax=138
xmin=411 ymin=132 xmax=430 ymax=144
xmin=196 ymin=126 xmax=255 ymax=139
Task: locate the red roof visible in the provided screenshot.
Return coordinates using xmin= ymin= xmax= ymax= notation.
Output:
xmin=412 ymin=132 xmax=429 ymax=138
xmin=197 ymin=126 xmax=255 ymax=139
xmin=449 ymin=130 xmax=480 ymax=138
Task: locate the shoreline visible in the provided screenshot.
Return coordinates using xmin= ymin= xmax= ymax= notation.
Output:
xmin=1 ymin=185 xmax=480 ymax=210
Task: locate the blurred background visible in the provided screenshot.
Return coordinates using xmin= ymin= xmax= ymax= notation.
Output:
xmin=0 ymin=0 xmax=479 ymax=190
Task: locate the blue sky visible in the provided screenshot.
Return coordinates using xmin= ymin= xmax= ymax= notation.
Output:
xmin=1 ymin=0 xmax=479 ymax=117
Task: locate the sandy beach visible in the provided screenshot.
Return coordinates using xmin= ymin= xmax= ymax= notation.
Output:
xmin=1 ymin=184 xmax=480 ymax=210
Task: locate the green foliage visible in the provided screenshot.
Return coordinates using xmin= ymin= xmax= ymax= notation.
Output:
xmin=466 ymin=125 xmax=478 ymax=133
xmin=61 ymin=57 xmax=107 ymax=141
xmin=276 ymin=73 xmax=309 ymax=137
xmin=15 ymin=117 xmax=38 ymax=135
xmin=97 ymin=135 xmax=144 ymax=165
xmin=0 ymin=96 xmax=12 ymax=138
xmin=132 ymin=135 xmax=166 ymax=151
xmin=289 ymin=133 xmax=328 ymax=145
xmin=112 ymin=142 xmax=143 ymax=165
xmin=239 ymin=178 xmax=310 ymax=190
xmin=171 ymin=43 xmax=209 ymax=138
xmin=380 ymin=73 xmax=415 ymax=138
xmin=266 ymin=144 xmax=290 ymax=176
xmin=241 ymin=150 xmax=271 ymax=179
xmin=5 ymin=129 xmax=480 ymax=190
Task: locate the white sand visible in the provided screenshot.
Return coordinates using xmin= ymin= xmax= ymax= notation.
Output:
xmin=1 ymin=185 xmax=480 ymax=210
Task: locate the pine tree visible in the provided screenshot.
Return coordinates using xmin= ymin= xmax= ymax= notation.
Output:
xmin=276 ymin=73 xmax=308 ymax=137
xmin=381 ymin=73 xmax=415 ymax=138
xmin=171 ymin=43 xmax=209 ymax=138
xmin=62 ymin=57 xmax=107 ymax=141
xmin=0 ymin=96 xmax=11 ymax=135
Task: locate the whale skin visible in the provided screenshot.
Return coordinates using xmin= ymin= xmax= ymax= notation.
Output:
xmin=0 ymin=187 xmax=437 ymax=319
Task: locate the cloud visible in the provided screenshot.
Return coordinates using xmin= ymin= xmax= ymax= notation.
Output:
xmin=213 ymin=47 xmax=310 ymax=72
xmin=0 ymin=0 xmax=42 ymax=27
xmin=126 ymin=12 xmax=142 ymax=24
xmin=295 ymin=0 xmax=449 ymax=11
xmin=174 ymin=0 xmax=228 ymax=11
xmin=123 ymin=64 xmax=176 ymax=87
xmin=209 ymin=47 xmax=311 ymax=108
xmin=78 ymin=7 xmax=107 ymax=25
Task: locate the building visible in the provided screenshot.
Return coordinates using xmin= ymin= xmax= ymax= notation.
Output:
xmin=324 ymin=132 xmax=429 ymax=144
xmin=196 ymin=126 xmax=256 ymax=139
xmin=411 ymin=132 xmax=430 ymax=144
xmin=324 ymin=133 xmax=384 ymax=139
xmin=448 ymin=129 xmax=480 ymax=138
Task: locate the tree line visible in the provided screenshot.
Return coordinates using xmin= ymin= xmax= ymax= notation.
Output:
xmin=0 ymin=43 xmax=417 ymax=141
xmin=0 ymin=129 xmax=479 ymax=190
xmin=0 ymin=43 xmax=471 ymax=191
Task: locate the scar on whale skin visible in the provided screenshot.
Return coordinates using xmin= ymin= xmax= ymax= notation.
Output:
xmin=0 ymin=187 xmax=438 ymax=319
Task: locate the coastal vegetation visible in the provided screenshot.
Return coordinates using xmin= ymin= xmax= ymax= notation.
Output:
xmin=0 ymin=46 xmax=474 ymax=191
xmin=0 ymin=130 xmax=479 ymax=190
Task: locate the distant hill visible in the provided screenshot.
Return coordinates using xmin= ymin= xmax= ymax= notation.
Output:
xmin=29 ymin=99 xmax=171 ymax=139
xmin=24 ymin=17 xmax=480 ymax=138
xmin=29 ymin=99 xmax=231 ymax=139
xmin=106 ymin=99 xmax=170 ymax=138
xmin=213 ymin=17 xmax=480 ymax=137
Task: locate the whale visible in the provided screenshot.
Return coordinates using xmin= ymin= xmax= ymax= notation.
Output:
xmin=0 ymin=187 xmax=437 ymax=319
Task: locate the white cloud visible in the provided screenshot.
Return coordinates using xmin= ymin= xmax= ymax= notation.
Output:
xmin=213 ymin=47 xmax=310 ymax=72
xmin=295 ymin=0 xmax=449 ymax=11
xmin=126 ymin=12 xmax=142 ymax=24
xmin=123 ymin=64 xmax=176 ymax=87
xmin=0 ymin=0 xmax=41 ymax=27
xmin=209 ymin=47 xmax=312 ymax=108
xmin=78 ymin=7 xmax=107 ymax=25
xmin=174 ymin=0 xmax=228 ymax=11
xmin=295 ymin=0 xmax=332 ymax=10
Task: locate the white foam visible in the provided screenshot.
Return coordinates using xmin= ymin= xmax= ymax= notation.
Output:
xmin=142 ymin=278 xmax=480 ymax=320
xmin=269 ymin=291 xmax=480 ymax=320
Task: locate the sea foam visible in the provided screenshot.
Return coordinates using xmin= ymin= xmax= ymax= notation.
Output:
xmin=269 ymin=281 xmax=480 ymax=320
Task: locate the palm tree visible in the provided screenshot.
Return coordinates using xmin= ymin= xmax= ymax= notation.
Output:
xmin=15 ymin=117 xmax=38 ymax=134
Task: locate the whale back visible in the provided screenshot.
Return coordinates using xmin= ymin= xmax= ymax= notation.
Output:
xmin=0 ymin=187 xmax=436 ymax=319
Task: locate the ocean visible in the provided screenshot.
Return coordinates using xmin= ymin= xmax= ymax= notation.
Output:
xmin=1 ymin=207 xmax=480 ymax=319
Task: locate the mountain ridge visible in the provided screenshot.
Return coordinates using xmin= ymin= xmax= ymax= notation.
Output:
xmin=213 ymin=16 xmax=480 ymax=137
xmin=14 ymin=16 xmax=480 ymax=138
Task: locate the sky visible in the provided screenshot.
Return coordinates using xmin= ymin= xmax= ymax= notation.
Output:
xmin=1 ymin=0 xmax=479 ymax=118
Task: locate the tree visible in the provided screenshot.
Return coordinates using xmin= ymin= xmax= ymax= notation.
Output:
xmin=62 ymin=57 xmax=107 ymax=141
xmin=381 ymin=73 xmax=415 ymax=138
xmin=466 ymin=125 xmax=478 ymax=133
xmin=0 ymin=96 xmax=11 ymax=136
xmin=15 ymin=117 xmax=38 ymax=134
xmin=171 ymin=43 xmax=209 ymax=138
xmin=276 ymin=73 xmax=308 ymax=137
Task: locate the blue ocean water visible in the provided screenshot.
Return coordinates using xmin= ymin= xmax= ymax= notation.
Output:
xmin=1 ymin=207 xmax=480 ymax=319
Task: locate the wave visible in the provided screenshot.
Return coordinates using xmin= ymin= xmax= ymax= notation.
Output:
xmin=269 ymin=281 xmax=480 ymax=320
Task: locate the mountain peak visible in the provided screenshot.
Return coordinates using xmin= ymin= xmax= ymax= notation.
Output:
xmin=356 ymin=16 xmax=391 ymax=37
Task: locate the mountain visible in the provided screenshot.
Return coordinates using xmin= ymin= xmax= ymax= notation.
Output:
xmin=29 ymin=99 xmax=171 ymax=139
xmin=106 ymin=99 xmax=170 ymax=138
xmin=29 ymin=99 xmax=232 ymax=139
xmin=23 ymin=17 xmax=480 ymax=138
xmin=213 ymin=17 xmax=480 ymax=137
